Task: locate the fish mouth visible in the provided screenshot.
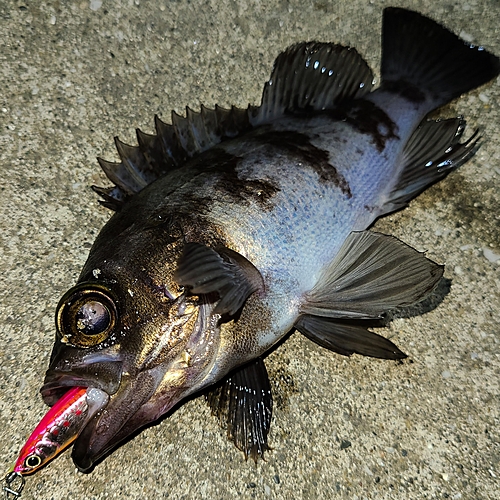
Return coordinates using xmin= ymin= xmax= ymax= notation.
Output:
xmin=41 ymin=343 xmax=125 ymax=405
xmin=40 ymin=365 xmax=167 ymax=472
xmin=40 ymin=348 xmax=129 ymax=471
xmin=71 ymin=365 xmax=170 ymax=472
xmin=41 ymin=361 xmax=124 ymax=406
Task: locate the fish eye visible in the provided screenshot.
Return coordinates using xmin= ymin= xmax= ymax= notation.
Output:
xmin=25 ymin=454 xmax=42 ymax=469
xmin=56 ymin=283 xmax=118 ymax=348
xmin=76 ymin=300 xmax=111 ymax=335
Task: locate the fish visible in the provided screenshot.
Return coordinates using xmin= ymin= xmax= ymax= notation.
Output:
xmin=9 ymin=387 xmax=108 ymax=475
xmin=37 ymin=7 xmax=499 ymax=473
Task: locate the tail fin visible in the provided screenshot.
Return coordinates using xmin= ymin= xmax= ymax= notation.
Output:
xmin=381 ymin=8 xmax=500 ymax=107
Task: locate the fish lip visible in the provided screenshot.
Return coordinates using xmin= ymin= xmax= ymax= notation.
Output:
xmin=42 ymin=342 xmax=125 ymax=405
xmin=71 ymin=414 xmax=103 ymax=472
xmin=71 ymin=367 xmax=164 ymax=472
xmin=41 ymin=366 xmax=122 ymax=406
xmin=40 ymin=377 xmax=100 ymax=406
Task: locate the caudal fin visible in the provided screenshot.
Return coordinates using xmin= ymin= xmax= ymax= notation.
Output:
xmin=381 ymin=8 xmax=500 ymax=107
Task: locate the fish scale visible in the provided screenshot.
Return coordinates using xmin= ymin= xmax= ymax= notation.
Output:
xmin=206 ymin=125 xmax=374 ymax=272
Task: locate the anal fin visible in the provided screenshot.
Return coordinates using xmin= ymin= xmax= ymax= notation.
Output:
xmin=380 ymin=118 xmax=480 ymax=215
xmin=205 ymin=358 xmax=273 ymax=461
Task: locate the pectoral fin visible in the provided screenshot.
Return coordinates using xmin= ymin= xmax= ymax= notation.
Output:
xmin=295 ymin=315 xmax=407 ymax=360
xmin=205 ymin=358 xmax=273 ymax=461
xmin=174 ymin=243 xmax=264 ymax=316
xmin=302 ymin=231 xmax=443 ymax=319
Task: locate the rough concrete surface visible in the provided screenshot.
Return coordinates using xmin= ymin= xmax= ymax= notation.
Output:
xmin=0 ymin=0 xmax=499 ymax=499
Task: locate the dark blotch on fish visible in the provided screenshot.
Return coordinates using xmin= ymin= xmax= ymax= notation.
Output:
xmin=174 ymin=147 xmax=281 ymax=208
xmin=256 ymin=130 xmax=352 ymax=197
xmin=207 ymin=149 xmax=280 ymax=207
xmin=383 ymin=80 xmax=427 ymax=103
xmin=330 ymin=99 xmax=399 ymax=152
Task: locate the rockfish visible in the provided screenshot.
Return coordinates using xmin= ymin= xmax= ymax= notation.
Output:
xmin=39 ymin=7 xmax=499 ymax=472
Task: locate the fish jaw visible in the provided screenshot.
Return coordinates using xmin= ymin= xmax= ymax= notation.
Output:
xmin=69 ymin=354 xmax=218 ymax=471
xmin=71 ymin=367 xmax=164 ymax=471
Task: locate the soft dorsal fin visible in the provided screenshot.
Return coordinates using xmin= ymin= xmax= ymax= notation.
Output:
xmin=251 ymin=42 xmax=374 ymax=126
xmin=92 ymin=105 xmax=253 ymax=210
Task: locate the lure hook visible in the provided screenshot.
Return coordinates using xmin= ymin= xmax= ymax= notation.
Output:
xmin=3 ymin=472 xmax=25 ymax=500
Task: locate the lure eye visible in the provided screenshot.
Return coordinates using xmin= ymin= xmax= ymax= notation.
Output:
xmin=24 ymin=454 xmax=42 ymax=469
xmin=56 ymin=283 xmax=118 ymax=348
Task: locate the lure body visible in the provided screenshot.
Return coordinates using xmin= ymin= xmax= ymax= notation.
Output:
xmin=11 ymin=387 xmax=107 ymax=475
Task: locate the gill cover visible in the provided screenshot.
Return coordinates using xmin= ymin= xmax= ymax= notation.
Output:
xmin=56 ymin=283 xmax=118 ymax=348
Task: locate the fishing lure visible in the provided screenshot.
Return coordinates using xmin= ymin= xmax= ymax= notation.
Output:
xmin=3 ymin=386 xmax=108 ymax=498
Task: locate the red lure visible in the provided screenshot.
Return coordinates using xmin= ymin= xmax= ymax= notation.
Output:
xmin=12 ymin=387 xmax=88 ymax=475
xmin=3 ymin=386 xmax=108 ymax=498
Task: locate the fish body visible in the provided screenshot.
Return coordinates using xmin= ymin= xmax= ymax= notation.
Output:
xmin=38 ymin=8 xmax=499 ymax=471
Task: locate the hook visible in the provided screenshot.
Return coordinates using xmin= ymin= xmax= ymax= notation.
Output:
xmin=3 ymin=472 xmax=25 ymax=499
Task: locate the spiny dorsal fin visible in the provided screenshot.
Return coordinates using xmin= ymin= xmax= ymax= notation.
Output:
xmin=92 ymin=105 xmax=253 ymax=211
xmin=250 ymin=42 xmax=374 ymax=125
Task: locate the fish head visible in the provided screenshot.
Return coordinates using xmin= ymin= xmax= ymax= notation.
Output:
xmin=41 ymin=215 xmax=222 ymax=471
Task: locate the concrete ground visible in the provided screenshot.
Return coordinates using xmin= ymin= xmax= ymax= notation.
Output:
xmin=0 ymin=0 xmax=498 ymax=499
